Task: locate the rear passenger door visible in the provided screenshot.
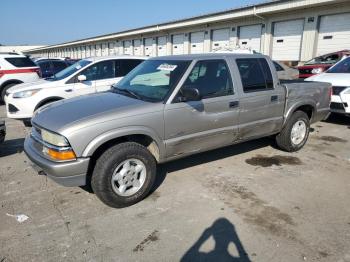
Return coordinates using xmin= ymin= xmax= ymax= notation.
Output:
xmin=164 ymin=59 xmax=240 ymax=158
xmin=236 ymin=58 xmax=286 ymax=140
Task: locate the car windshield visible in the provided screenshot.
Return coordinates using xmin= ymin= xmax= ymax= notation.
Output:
xmin=327 ymin=57 xmax=350 ymax=73
xmin=112 ymin=59 xmax=191 ymax=102
xmin=304 ymin=53 xmax=340 ymax=65
xmin=47 ymin=59 xmax=91 ymax=81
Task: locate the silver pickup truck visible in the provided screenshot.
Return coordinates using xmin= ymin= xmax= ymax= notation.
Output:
xmin=24 ymin=53 xmax=331 ymax=208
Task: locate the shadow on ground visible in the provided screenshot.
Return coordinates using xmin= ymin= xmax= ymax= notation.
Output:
xmin=0 ymin=138 xmax=24 ymax=157
xmin=324 ymin=113 xmax=350 ymax=126
xmin=181 ymin=218 xmax=251 ymax=262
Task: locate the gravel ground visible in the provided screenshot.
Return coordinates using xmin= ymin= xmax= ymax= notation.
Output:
xmin=0 ymin=105 xmax=349 ymax=262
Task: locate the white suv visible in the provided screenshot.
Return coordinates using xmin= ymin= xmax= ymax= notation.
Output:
xmin=0 ymin=53 xmax=40 ymax=103
xmin=5 ymin=56 xmax=146 ymax=123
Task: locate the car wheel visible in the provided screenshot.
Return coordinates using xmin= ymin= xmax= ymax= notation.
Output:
xmin=91 ymin=142 xmax=157 ymax=208
xmin=1 ymin=83 xmax=18 ymax=103
xmin=276 ymin=111 xmax=310 ymax=152
xmin=22 ymin=119 xmax=32 ymax=127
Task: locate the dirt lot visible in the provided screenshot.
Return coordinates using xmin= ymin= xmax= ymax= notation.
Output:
xmin=0 ymin=105 xmax=349 ymax=262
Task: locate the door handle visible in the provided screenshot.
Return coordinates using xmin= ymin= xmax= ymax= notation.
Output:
xmin=271 ymin=95 xmax=278 ymax=102
xmin=229 ymin=101 xmax=239 ymax=108
xmin=65 ymin=89 xmax=73 ymax=92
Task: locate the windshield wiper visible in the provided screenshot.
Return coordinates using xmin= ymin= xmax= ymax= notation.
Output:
xmin=113 ymin=87 xmax=142 ymax=100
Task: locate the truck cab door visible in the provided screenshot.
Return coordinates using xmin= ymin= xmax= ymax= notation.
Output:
xmin=164 ymin=59 xmax=240 ymax=159
xmin=235 ymin=58 xmax=286 ymax=140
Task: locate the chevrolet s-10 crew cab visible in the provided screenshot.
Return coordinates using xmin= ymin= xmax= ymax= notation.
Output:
xmin=24 ymin=53 xmax=331 ymax=208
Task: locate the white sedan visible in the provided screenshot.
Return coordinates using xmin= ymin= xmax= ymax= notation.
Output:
xmin=5 ymin=56 xmax=146 ymax=123
xmin=306 ymin=56 xmax=350 ymax=116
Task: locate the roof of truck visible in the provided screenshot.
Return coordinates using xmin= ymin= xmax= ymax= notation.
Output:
xmin=149 ymin=53 xmax=266 ymax=61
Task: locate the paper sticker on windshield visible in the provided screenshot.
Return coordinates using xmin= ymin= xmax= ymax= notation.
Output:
xmin=75 ymin=65 xmax=82 ymax=69
xmin=157 ymin=64 xmax=177 ymax=71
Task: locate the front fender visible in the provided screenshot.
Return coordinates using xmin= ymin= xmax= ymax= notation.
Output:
xmin=81 ymin=126 xmax=166 ymax=161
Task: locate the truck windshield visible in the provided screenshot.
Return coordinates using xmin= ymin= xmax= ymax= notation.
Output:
xmin=47 ymin=59 xmax=91 ymax=81
xmin=305 ymin=53 xmax=340 ymax=65
xmin=327 ymin=57 xmax=350 ymax=73
xmin=113 ymin=60 xmax=191 ymax=102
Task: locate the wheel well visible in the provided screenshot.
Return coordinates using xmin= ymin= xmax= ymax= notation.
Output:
xmin=294 ymin=105 xmax=314 ymax=120
xmin=35 ymin=97 xmax=63 ymax=111
xmin=90 ymin=134 xmax=160 ymax=164
xmin=1 ymin=80 xmax=23 ymax=91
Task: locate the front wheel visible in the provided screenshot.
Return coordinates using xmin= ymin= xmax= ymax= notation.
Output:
xmin=276 ymin=111 xmax=310 ymax=152
xmin=91 ymin=142 xmax=157 ymax=208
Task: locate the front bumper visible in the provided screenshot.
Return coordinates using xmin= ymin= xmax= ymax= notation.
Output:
xmin=5 ymin=94 xmax=37 ymax=119
xmin=330 ymin=94 xmax=350 ymax=115
xmin=24 ymin=135 xmax=90 ymax=187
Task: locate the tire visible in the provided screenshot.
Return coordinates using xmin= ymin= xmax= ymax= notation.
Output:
xmin=91 ymin=142 xmax=157 ymax=208
xmin=1 ymin=83 xmax=18 ymax=103
xmin=22 ymin=119 xmax=32 ymax=127
xmin=276 ymin=111 xmax=310 ymax=152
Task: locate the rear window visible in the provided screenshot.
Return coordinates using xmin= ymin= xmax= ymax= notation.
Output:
xmin=236 ymin=58 xmax=274 ymax=92
xmin=5 ymin=57 xmax=37 ymax=67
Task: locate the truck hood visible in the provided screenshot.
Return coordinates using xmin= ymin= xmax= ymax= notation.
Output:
xmin=32 ymin=92 xmax=157 ymax=134
xmin=7 ymin=79 xmax=58 ymax=93
xmin=305 ymin=73 xmax=350 ymax=86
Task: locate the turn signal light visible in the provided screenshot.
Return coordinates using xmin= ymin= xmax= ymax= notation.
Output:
xmin=45 ymin=148 xmax=76 ymax=161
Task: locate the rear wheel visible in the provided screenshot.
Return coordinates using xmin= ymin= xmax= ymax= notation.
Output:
xmin=91 ymin=142 xmax=157 ymax=208
xmin=276 ymin=111 xmax=310 ymax=152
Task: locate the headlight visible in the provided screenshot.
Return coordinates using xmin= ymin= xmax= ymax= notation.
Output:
xmin=311 ymin=68 xmax=324 ymax=74
xmin=40 ymin=129 xmax=76 ymax=161
xmin=13 ymin=89 xmax=41 ymax=98
xmin=41 ymin=129 xmax=69 ymax=147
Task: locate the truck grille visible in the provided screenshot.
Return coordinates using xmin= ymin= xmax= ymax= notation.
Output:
xmin=330 ymin=102 xmax=345 ymax=111
xmin=332 ymin=86 xmax=347 ymax=95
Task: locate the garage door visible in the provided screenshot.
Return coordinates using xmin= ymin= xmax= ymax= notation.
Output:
xmin=144 ymin=38 xmax=154 ymax=56
xmin=212 ymin=28 xmax=230 ymax=50
xmin=81 ymin=46 xmax=86 ymax=58
xmin=96 ymin=44 xmax=102 ymax=56
xmin=190 ymin=31 xmax=205 ymax=54
xmin=157 ymin=36 xmax=167 ymax=56
xmin=133 ymin=39 xmax=142 ymax=56
xmin=124 ymin=40 xmax=132 ymax=55
xmin=238 ymin=24 xmax=262 ymax=52
xmin=172 ymin=34 xmax=184 ymax=55
xmin=317 ymin=13 xmax=350 ymax=56
xmin=272 ymin=19 xmax=304 ymax=61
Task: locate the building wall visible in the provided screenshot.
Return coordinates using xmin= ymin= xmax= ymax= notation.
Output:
xmin=0 ymin=45 xmax=45 ymax=54
xmin=26 ymin=0 xmax=350 ymax=63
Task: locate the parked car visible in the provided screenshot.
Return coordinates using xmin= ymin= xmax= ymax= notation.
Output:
xmin=5 ymin=56 xmax=147 ymax=123
xmin=306 ymin=56 xmax=350 ymax=116
xmin=297 ymin=50 xmax=350 ymax=79
xmin=24 ymin=53 xmax=331 ymax=208
xmin=0 ymin=120 xmax=5 ymax=143
xmin=36 ymin=59 xmax=76 ymax=78
xmin=0 ymin=53 xmax=40 ymax=103
xmin=273 ymin=61 xmax=299 ymax=80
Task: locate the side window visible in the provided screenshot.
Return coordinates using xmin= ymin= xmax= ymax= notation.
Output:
xmin=273 ymin=61 xmax=284 ymax=71
xmin=116 ymin=59 xmax=143 ymax=77
xmin=236 ymin=58 xmax=274 ymax=93
xmin=38 ymin=61 xmax=51 ymax=72
xmin=80 ymin=60 xmax=115 ymax=81
xmin=183 ymin=60 xmax=234 ymax=99
xmin=52 ymin=61 xmax=68 ymax=72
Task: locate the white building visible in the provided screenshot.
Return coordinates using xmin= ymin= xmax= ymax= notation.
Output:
xmin=25 ymin=0 xmax=350 ymax=64
xmin=0 ymin=45 xmax=45 ymax=54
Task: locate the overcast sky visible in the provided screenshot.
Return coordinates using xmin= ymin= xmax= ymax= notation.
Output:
xmin=0 ymin=0 xmax=263 ymax=46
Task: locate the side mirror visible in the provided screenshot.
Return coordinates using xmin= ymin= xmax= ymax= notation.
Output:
xmin=77 ymin=74 xmax=87 ymax=82
xmin=180 ymin=86 xmax=201 ymax=102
